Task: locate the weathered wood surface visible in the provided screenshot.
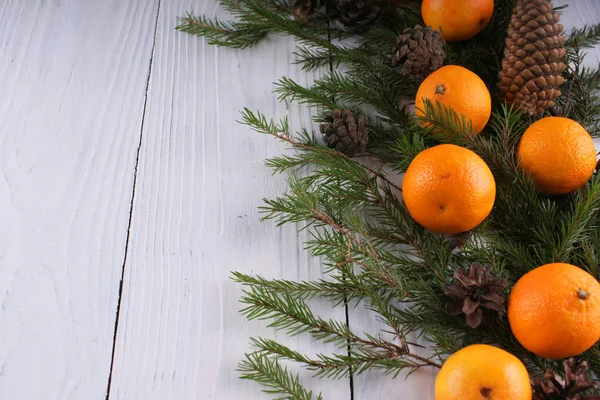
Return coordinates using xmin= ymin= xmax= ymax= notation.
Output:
xmin=106 ymin=1 xmax=349 ymax=399
xmin=0 ymin=0 xmax=598 ymax=399
xmin=0 ymin=0 xmax=160 ymax=399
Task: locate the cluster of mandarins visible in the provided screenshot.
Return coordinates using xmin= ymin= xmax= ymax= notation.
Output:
xmin=411 ymin=1 xmax=600 ymax=399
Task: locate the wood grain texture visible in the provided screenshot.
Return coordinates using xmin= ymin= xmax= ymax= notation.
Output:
xmin=109 ymin=1 xmax=600 ymax=399
xmin=108 ymin=1 xmax=350 ymax=399
xmin=0 ymin=0 xmax=159 ymax=399
xmin=1 ymin=0 xmax=597 ymax=399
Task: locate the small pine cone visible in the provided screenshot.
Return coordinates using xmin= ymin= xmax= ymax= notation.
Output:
xmin=443 ymin=263 xmax=507 ymax=329
xmin=292 ymin=0 xmax=325 ymax=20
xmin=320 ymin=109 xmax=368 ymax=156
xmin=533 ymin=358 xmax=600 ymax=400
xmin=392 ymin=25 xmax=446 ymax=81
xmin=337 ymin=0 xmax=381 ymax=32
xmin=498 ymin=0 xmax=567 ymax=115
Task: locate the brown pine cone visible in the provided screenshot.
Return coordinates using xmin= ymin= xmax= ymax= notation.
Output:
xmin=320 ymin=109 xmax=368 ymax=156
xmin=443 ymin=263 xmax=507 ymax=328
xmin=292 ymin=0 xmax=325 ymax=20
xmin=533 ymin=358 xmax=600 ymax=400
xmin=392 ymin=25 xmax=446 ymax=81
xmin=498 ymin=0 xmax=567 ymax=115
xmin=337 ymin=0 xmax=381 ymax=32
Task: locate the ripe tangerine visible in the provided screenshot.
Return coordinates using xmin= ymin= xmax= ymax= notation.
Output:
xmin=415 ymin=65 xmax=491 ymax=135
xmin=508 ymin=263 xmax=600 ymax=359
xmin=517 ymin=116 xmax=597 ymax=195
xmin=402 ymin=144 xmax=496 ymax=234
xmin=422 ymin=0 xmax=494 ymax=42
xmin=435 ymin=344 xmax=531 ymax=400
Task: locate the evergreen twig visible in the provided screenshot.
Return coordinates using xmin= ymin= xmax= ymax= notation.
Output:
xmin=179 ymin=1 xmax=600 ymax=398
xmin=239 ymin=352 xmax=324 ymax=400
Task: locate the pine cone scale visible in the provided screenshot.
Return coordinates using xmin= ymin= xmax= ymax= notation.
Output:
xmin=480 ymin=291 xmax=505 ymax=303
xmin=337 ymin=0 xmax=381 ymax=31
xmin=443 ymin=263 xmax=507 ymax=329
xmin=445 ymin=302 xmax=463 ymax=316
xmin=533 ymin=358 xmax=600 ymax=399
xmin=443 ymin=284 xmax=470 ymax=298
xmin=292 ymin=0 xmax=324 ymax=20
xmin=465 ymin=308 xmax=483 ymax=329
xmin=498 ymin=0 xmax=567 ymax=115
xmin=463 ymin=297 xmax=480 ymax=314
xmin=392 ymin=26 xmax=445 ymax=81
xmin=320 ymin=109 xmax=368 ymax=156
xmin=480 ymin=300 xmax=503 ymax=312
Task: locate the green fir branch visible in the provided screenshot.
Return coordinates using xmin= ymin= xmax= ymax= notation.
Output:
xmin=274 ymin=77 xmax=338 ymax=110
xmin=569 ymin=67 xmax=600 ymax=136
xmin=240 ymin=284 xmax=433 ymax=368
xmin=240 ymin=284 xmax=353 ymax=343
xmin=232 ymin=271 xmax=362 ymax=305
xmin=413 ymin=98 xmax=477 ymax=138
xmin=177 ymin=0 xmax=335 ymax=50
xmin=180 ymin=0 xmax=600 ymax=392
xmin=566 ymin=23 xmax=600 ymax=50
xmin=175 ymin=11 xmax=269 ymax=48
xmin=249 ymin=337 xmax=434 ymax=380
xmin=294 ymin=46 xmax=334 ymax=72
xmin=553 ymin=177 xmax=600 ymax=266
xmin=239 ymin=352 xmax=324 ymax=400
xmin=239 ymin=108 xmax=404 ymax=193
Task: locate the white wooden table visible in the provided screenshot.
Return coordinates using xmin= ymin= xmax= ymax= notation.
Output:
xmin=0 ymin=1 xmax=598 ymax=399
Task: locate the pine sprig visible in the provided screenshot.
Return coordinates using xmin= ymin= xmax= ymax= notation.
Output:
xmin=553 ymin=177 xmax=600 ymax=269
xmin=239 ymin=108 xmax=404 ymax=193
xmin=249 ymin=336 xmax=436 ymax=380
xmin=180 ymin=1 xmax=600 ymax=397
xmin=565 ymin=23 xmax=600 ymax=50
xmin=240 ymin=284 xmax=441 ymax=372
xmin=237 ymin=103 xmax=600 ymax=387
xmin=568 ymin=66 xmax=600 ymax=136
xmin=232 ymin=271 xmax=358 ymax=304
xmin=240 ymin=285 xmax=351 ymax=342
xmin=294 ymin=46 xmax=333 ymax=72
xmin=558 ymin=39 xmax=600 ymax=136
xmin=274 ymin=77 xmax=338 ymax=110
xmin=413 ymin=98 xmax=477 ymax=138
xmin=176 ymin=11 xmax=270 ymax=48
xmin=239 ymin=352 xmax=324 ymax=400
xmin=177 ymin=0 xmax=334 ymax=50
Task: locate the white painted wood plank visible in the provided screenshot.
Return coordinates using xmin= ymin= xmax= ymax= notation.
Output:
xmin=0 ymin=0 xmax=159 ymax=399
xmin=352 ymin=2 xmax=600 ymax=398
xmin=108 ymin=1 xmax=351 ymax=399
xmin=556 ymin=0 xmax=600 ymax=67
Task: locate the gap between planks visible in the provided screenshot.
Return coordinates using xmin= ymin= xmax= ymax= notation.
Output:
xmin=104 ymin=1 xmax=163 ymax=399
xmin=325 ymin=9 xmax=355 ymax=398
xmin=102 ymin=2 xmax=355 ymax=399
